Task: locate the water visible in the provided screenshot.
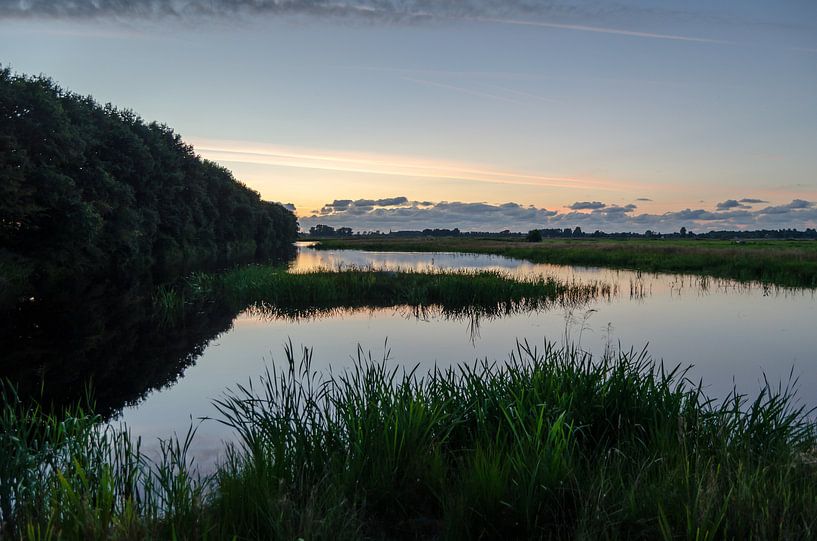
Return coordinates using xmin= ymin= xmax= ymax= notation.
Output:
xmin=7 ymin=243 xmax=817 ymax=467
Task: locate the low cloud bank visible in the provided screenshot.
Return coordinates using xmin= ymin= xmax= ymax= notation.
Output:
xmin=298 ymin=196 xmax=817 ymax=233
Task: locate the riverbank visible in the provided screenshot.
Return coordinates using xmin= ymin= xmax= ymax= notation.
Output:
xmin=314 ymin=237 xmax=817 ymax=288
xmin=2 ymin=342 xmax=815 ymax=539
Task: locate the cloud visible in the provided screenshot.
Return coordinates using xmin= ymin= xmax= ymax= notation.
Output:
xmin=569 ymin=201 xmax=607 ymax=210
xmin=635 ymin=197 xmax=653 ymax=202
xmin=373 ymin=196 xmax=409 ymax=206
xmin=192 ymin=138 xmax=637 ymax=193
xmin=300 ymin=197 xmax=817 ymax=233
xmin=717 ymin=197 xmax=774 ymax=210
xmin=0 ymin=1 xmax=595 ymax=21
xmin=757 ymin=199 xmax=815 ymax=215
xmin=318 ymin=197 xmax=411 ymax=215
xmin=715 ymin=199 xmax=750 ymax=210
xmin=739 ymin=198 xmax=768 ymax=204
xmin=479 ymin=17 xmax=728 ymax=44
xmin=0 ymin=0 xmax=730 ymax=49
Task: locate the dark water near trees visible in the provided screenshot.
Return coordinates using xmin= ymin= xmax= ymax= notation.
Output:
xmin=3 ymin=242 xmax=815 ymax=466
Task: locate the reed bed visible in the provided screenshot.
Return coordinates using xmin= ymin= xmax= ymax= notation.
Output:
xmin=316 ymin=237 xmax=817 ymax=288
xmin=154 ymin=266 xmax=615 ymax=324
xmin=2 ymin=342 xmax=816 ymax=539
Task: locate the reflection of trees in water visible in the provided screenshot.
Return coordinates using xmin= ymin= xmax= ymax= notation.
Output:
xmin=10 ymin=259 xmax=807 ymax=421
xmin=0 ymin=280 xmax=241 ymax=418
xmin=3 ymin=269 xmax=613 ymax=417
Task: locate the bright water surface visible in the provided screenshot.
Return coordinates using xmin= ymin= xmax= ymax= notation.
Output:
xmin=119 ymin=243 xmax=817 ymax=466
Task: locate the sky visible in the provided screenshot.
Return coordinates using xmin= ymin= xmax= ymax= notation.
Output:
xmin=1 ymin=0 xmax=816 ymax=233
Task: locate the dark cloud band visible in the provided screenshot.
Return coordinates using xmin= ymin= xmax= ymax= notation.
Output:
xmin=0 ymin=1 xmax=565 ymax=21
xmin=301 ymin=196 xmax=817 ymax=233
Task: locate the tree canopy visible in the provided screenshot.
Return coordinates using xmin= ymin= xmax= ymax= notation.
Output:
xmin=0 ymin=67 xmax=297 ymax=299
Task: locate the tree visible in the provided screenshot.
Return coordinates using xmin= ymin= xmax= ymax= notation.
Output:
xmin=309 ymin=224 xmax=336 ymax=237
xmin=0 ymin=67 xmax=298 ymax=295
xmin=573 ymin=226 xmax=583 ymax=237
xmin=526 ymin=229 xmax=543 ymax=242
xmin=680 ymin=227 xmax=687 ymax=237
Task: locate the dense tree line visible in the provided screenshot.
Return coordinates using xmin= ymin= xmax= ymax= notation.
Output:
xmin=328 ymin=227 xmax=817 ymax=241
xmin=0 ymin=67 xmax=297 ymax=299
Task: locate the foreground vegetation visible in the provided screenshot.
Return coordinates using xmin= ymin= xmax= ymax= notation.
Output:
xmin=316 ymin=237 xmax=817 ymax=288
xmin=155 ymin=265 xmax=613 ymax=323
xmin=2 ymin=342 xmax=815 ymax=539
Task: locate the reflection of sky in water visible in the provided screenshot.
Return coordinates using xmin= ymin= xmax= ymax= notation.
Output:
xmin=120 ymin=246 xmax=817 ymax=469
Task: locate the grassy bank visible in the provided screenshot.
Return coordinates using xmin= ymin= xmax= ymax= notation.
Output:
xmin=2 ymin=342 xmax=815 ymax=539
xmin=156 ymin=266 xmax=613 ymax=323
xmin=315 ymin=237 xmax=817 ymax=288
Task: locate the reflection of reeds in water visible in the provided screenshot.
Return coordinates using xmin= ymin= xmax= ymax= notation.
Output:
xmin=155 ymin=265 xmax=618 ymax=326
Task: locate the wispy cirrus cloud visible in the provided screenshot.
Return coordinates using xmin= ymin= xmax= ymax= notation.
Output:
xmin=475 ymin=17 xmax=729 ymax=44
xmin=191 ymin=138 xmax=636 ymax=192
xmin=0 ymin=0 xmax=727 ymax=47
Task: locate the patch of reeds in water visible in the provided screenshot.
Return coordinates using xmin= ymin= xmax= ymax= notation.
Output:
xmin=153 ymin=265 xmax=616 ymax=325
xmin=2 ymin=342 xmax=816 ymax=539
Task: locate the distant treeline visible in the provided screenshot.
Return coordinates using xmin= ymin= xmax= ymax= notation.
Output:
xmin=0 ymin=68 xmax=297 ymax=301
xmin=305 ymin=224 xmax=817 ymax=240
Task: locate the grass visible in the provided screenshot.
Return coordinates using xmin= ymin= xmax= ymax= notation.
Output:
xmin=2 ymin=342 xmax=816 ymax=539
xmin=154 ymin=266 xmax=614 ymax=323
xmin=315 ymin=237 xmax=817 ymax=288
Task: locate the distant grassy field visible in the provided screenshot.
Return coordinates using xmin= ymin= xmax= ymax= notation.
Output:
xmin=316 ymin=237 xmax=817 ymax=288
xmin=3 ymin=342 xmax=816 ymax=539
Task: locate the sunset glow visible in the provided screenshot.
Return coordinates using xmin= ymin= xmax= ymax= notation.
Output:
xmin=2 ymin=1 xmax=814 ymax=232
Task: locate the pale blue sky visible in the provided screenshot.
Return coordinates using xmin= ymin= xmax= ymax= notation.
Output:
xmin=2 ymin=1 xmax=815 ymax=232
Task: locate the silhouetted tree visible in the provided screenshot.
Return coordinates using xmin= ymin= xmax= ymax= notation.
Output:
xmin=0 ymin=67 xmax=297 ymax=298
xmin=309 ymin=224 xmax=336 ymax=237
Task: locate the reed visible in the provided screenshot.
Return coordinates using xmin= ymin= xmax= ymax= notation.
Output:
xmin=153 ymin=265 xmax=614 ymax=324
xmin=316 ymin=237 xmax=817 ymax=288
xmin=3 ymin=342 xmax=815 ymax=539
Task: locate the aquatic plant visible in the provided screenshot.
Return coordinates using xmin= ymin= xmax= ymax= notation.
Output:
xmin=2 ymin=342 xmax=816 ymax=539
xmin=316 ymin=237 xmax=817 ymax=288
xmin=153 ymin=265 xmax=615 ymax=324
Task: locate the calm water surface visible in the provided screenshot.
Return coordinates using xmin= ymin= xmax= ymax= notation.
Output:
xmin=118 ymin=243 xmax=817 ymax=466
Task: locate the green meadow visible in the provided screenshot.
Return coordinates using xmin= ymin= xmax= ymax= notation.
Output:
xmin=315 ymin=237 xmax=817 ymax=288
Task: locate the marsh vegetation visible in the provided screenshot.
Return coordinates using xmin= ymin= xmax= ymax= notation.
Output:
xmin=2 ymin=342 xmax=815 ymax=539
xmin=155 ymin=265 xmax=615 ymax=324
xmin=316 ymin=237 xmax=817 ymax=288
